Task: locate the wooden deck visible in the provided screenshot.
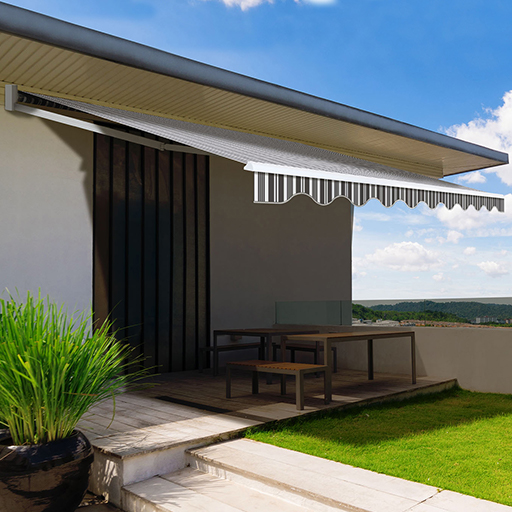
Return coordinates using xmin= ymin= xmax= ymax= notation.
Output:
xmin=80 ymin=369 xmax=456 ymax=441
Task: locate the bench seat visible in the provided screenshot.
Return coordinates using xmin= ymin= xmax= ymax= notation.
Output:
xmin=226 ymin=360 xmax=329 ymax=410
xmin=273 ymin=342 xmax=338 ymax=373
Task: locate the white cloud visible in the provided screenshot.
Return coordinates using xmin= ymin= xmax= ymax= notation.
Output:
xmin=432 ymin=272 xmax=445 ymax=282
xmin=353 ymin=218 xmax=363 ymax=232
xmin=446 ymin=230 xmax=463 ymax=243
xmin=296 ymin=0 xmax=336 ymax=4
xmin=435 ymin=230 xmax=463 ymax=244
xmin=457 ymin=171 xmax=486 ymax=184
xmin=477 ymin=261 xmax=509 ymax=278
xmin=206 ymin=0 xmax=335 ymax=9
xmin=211 ymin=0 xmax=272 ymax=10
xmin=463 ymin=246 xmax=476 ymax=255
xmin=365 ymin=242 xmax=442 ymax=272
xmin=356 ymin=212 xmax=391 ymax=222
xmin=445 ymin=90 xmax=512 ymax=187
xmin=434 ymin=194 xmax=512 ymax=233
xmin=405 ymin=229 xmax=414 ymax=237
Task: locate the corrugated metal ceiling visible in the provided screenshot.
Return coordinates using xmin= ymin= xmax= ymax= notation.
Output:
xmin=0 ymin=32 xmax=503 ymax=178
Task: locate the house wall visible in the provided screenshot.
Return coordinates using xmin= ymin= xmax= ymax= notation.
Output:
xmin=0 ymin=87 xmax=94 ymax=311
xmin=277 ymin=324 xmax=512 ymax=394
xmin=209 ymin=156 xmax=353 ymax=333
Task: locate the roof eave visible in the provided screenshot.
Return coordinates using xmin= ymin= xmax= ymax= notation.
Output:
xmin=0 ymin=1 xmax=508 ymax=168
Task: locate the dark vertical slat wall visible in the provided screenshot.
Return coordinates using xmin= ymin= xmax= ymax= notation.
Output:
xmin=126 ymin=142 xmax=143 ymax=360
xmin=157 ymin=151 xmax=172 ymax=373
xmin=171 ymin=152 xmax=185 ymax=372
xmin=142 ymin=147 xmax=157 ymax=368
xmin=111 ymin=139 xmax=127 ymax=339
xmin=93 ymin=133 xmax=210 ymax=372
xmin=184 ymin=154 xmax=197 ymax=370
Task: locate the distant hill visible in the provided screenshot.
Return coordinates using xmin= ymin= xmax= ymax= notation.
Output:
xmin=352 ymin=303 xmax=468 ymax=323
xmin=368 ymin=301 xmax=512 ymax=322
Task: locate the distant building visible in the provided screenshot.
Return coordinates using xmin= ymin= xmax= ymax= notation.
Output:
xmin=475 ymin=316 xmax=499 ymax=324
xmin=375 ymin=320 xmax=400 ymax=326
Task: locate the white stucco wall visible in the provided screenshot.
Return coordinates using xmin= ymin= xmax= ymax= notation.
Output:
xmin=0 ymin=90 xmax=93 ymax=312
xmin=209 ymin=156 xmax=353 ymax=332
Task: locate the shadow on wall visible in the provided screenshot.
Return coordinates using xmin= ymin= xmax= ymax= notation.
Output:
xmin=44 ymin=117 xmax=94 ymax=223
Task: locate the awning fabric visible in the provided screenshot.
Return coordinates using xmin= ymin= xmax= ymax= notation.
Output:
xmin=30 ymin=93 xmax=504 ymax=212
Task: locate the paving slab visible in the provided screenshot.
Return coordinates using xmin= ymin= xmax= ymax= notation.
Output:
xmin=190 ymin=440 xmax=419 ymax=512
xmin=188 ymin=439 xmax=512 ymax=512
xmin=419 ymin=489 xmax=512 ymax=511
xmin=162 ymin=467 xmax=312 ymax=511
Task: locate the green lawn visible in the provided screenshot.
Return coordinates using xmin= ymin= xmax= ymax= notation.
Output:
xmin=245 ymin=388 xmax=512 ymax=506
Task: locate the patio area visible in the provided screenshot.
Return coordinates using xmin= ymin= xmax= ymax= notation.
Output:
xmin=77 ymin=368 xmax=456 ymax=510
xmin=80 ymin=368 xmax=454 ymax=440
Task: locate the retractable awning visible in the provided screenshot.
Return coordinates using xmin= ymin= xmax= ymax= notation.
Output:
xmin=18 ymin=92 xmax=505 ymax=212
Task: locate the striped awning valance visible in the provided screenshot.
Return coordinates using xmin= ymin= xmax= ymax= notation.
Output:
xmin=24 ymin=92 xmax=504 ymax=212
xmin=249 ymin=163 xmax=503 ymax=211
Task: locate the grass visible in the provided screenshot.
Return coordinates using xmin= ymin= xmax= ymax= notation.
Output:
xmin=245 ymin=387 xmax=512 ymax=506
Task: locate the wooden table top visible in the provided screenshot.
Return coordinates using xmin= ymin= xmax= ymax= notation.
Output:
xmin=213 ymin=328 xmax=319 ymax=335
xmin=285 ymin=330 xmax=415 ymax=342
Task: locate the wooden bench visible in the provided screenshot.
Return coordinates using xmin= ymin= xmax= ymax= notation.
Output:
xmin=272 ymin=342 xmax=338 ymax=373
xmin=226 ymin=360 xmax=329 ymax=410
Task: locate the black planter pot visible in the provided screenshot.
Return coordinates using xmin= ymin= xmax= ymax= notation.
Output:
xmin=0 ymin=429 xmax=94 ymax=512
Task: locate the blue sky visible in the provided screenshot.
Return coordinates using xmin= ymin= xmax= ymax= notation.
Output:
xmin=7 ymin=0 xmax=512 ymax=300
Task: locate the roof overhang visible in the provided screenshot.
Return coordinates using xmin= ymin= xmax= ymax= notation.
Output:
xmin=0 ymin=2 xmax=508 ymax=180
xmin=10 ymin=89 xmax=503 ymax=212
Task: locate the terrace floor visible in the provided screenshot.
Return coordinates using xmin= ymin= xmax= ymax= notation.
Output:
xmin=77 ymin=369 xmax=457 ymax=511
xmin=79 ymin=368 xmax=454 ymax=444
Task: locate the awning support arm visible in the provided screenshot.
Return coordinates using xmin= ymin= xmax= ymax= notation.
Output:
xmin=4 ymin=85 xmax=208 ymax=155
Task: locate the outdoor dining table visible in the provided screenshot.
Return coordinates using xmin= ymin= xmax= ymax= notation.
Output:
xmin=282 ymin=330 xmax=416 ymax=403
xmin=211 ymin=328 xmax=319 ymax=380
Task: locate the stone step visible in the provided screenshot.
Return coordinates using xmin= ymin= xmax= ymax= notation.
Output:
xmin=188 ymin=439 xmax=437 ymax=512
xmin=88 ymin=412 xmax=263 ymax=507
xmin=188 ymin=439 xmax=512 ymax=512
xmin=122 ymin=467 xmax=314 ymax=512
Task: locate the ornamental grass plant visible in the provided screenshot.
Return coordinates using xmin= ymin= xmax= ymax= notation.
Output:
xmin=0 ymin=291 xmax=145 ymax=445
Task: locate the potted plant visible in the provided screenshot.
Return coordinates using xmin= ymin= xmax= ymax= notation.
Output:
xmin=0 ymin=291 xmax=145 ymax=512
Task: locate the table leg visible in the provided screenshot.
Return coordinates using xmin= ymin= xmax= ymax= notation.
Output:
xmin=213 ymin=333 xmax=219 ymax=376
xmin=323 ymin=340 xmax=332 ymax=403
xmin=252 ymin=371 xmax=259 ymax=394
xmin=226 ymin=366 xmax=231 ymax=398
xmin=411 ymin=332 xmax=416 ymax=384
xmin=323 ymin=369 xmax=330 ymax=404
xmin=296 ymin=371 xmax=305 ymax=410
xmin=280 ymin=336 xmax=287 ymax=390
xmin=265 ymin=334 xmax=273 ymax=384
xmin=367 ymin=339 xmax=374 ymax=380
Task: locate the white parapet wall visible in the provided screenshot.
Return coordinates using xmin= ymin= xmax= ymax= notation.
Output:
xmin=276 ymin=324 xmax=512 ymax=394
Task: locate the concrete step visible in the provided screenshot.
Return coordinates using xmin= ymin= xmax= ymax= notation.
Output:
xmin=122 ymin=467 xmax=314 ymax=512
xmin=87 ymin=409 xmax=263 ymax=507
xmin=188 ymin=439 xmax=429 ymax=512
xmin=188 ymin=439 xmax=512 ymax=512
